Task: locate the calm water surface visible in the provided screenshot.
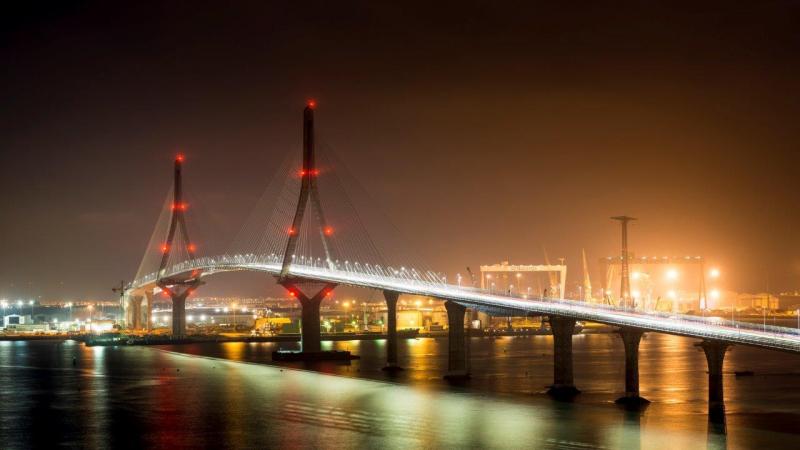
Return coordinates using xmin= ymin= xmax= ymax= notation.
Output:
xmin=1 ymin=334 xmax=799 ymax=449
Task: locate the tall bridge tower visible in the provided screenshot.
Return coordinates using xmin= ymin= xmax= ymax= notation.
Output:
xmin=278 ymin=101 xmax=337 ymax=353
xmin=156 ymin=154 xmax=202 ymax=337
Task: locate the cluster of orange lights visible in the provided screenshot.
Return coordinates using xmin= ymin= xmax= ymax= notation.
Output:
xmin=285 ymin=288 xmax=333 ymax=298
xmin=298 ymin=169 xmax=321 ymax=177
xmin=171 ymin=202 xmax=189 ymax=211
xmin=160 ymin=243 xmax=197 ymax=253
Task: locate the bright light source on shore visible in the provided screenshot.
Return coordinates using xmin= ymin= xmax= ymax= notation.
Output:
xmin=631 ymin=290 xmax=641 ymax=298
xmin=631 ymin=272 xmax=641 ymax=281
xmin=667 ymin=290 xmax=677 ymax=299
xmin=710 ymin=268 xmax=720 ymax=278
xmin=710 ymin=289 xmax=721 ymax=300
xmin=666 ymin=269 xmax=679 ymax=281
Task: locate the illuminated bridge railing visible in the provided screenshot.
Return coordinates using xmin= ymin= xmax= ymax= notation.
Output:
xmin=129 ymin=254 xmax=800 ymax=348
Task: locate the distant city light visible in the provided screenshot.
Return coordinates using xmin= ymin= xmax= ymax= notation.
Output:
xmin=666 ymin=269 xmax=679 ymax=281
xmin=710 ymin=289 xmax=721 ymax=300
xmin=709 ymin=268 xmax=721 ymax=279
xmin=667 ymin=290 xmax=677 ymax=299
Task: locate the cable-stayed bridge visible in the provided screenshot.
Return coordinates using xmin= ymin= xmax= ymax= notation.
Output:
xmin=124 ymin=101 xmax=800 ymax=410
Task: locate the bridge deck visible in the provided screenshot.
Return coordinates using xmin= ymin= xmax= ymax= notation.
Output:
xmin=131 ymin=258 xmax=800 ymax=354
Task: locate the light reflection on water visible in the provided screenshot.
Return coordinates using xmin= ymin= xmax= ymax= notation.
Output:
xmin=0 ymin=334 xmax=798 ymax=449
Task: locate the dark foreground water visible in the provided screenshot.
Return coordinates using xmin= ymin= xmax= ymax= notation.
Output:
xmin=1 ymin=334 xmax=799 ymax=449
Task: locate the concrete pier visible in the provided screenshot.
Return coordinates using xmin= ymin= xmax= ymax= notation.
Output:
xmin=170 ymin=291 xmax=189 ymax=337
xmin=547 ymin=316 xmax=580 ymax=398
xmin=615 ymin=328 xmax=649 ymax=406
xmin=698 ymin=340 xmax=730 ymax=421
xmin=129 ymin=296 xmax=143 ymax=329
xmin=280 ymin=282 xmax=335 ymax=353
xmin=444 ymin=301 xmax=470 ymax=379
xmin=144 ymin=291 xmax=154 ymax=331
xmin=298 ymin=296 xmax=323 ymax=353
xmin=382 ymin=291 xmax=402 ymax=371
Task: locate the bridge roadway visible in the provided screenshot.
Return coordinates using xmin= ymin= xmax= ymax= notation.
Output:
xmin=128 ymin=254 xmax=800 ymax=416
xmin=131 ymin=254 xmax=800 ymax=354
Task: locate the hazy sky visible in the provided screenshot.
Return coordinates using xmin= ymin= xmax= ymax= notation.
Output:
xmin=2 ymin=1 xmax=799 ymax=300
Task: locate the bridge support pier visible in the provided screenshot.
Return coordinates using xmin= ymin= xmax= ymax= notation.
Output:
xmin=382 ymin=291 xmax=403 ymax=371
xmin=129 ymin=296 xmax=143 ymax=330
xmin=615 ymin=328 xmax=649 ymax=406
xmin=699 ymin=340 xmax=730 ymax=422
xmin=281 ymin=282 xmax=335 ymax=353
xmin=547 ymin=316 xmax=580 ymax=398
xmin=444 ymin=301 xmax=470 ymax=380
xmin=144 ymin=291 xmax=154 ymax=332
xmin=170 ymin=291 xmax=190 ymax=337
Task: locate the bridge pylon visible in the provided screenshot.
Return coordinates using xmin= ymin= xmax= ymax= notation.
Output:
xmin=278 ymin=101 xmax=339 ymax=353
xmin=155 ymin=154 xmax=203 ymax=337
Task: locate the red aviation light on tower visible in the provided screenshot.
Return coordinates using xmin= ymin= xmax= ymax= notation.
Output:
xmin=176 ymin=153 xmax=185 ymax=163
xmin=306 ymin=99 xmax=317 ymax=109
xmin=171 ymin=202 xmax=189 ymax=211
xmin=160 ymin=243 xmax=170 ymax=253
xmin=188 ymin=243 xmax=197 ymax=253
xmin=287 ymin=227 xmax=296 ymax=235
xmin=324 ymin=226 xmax=334 ymax=236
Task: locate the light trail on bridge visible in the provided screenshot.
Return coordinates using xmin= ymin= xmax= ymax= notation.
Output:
xmin=130 ymin=253 xmax=800 ymax=354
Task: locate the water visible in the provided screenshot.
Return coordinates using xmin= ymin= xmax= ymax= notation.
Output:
xmin=1 ymin=334 xmax=799 ymax=449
